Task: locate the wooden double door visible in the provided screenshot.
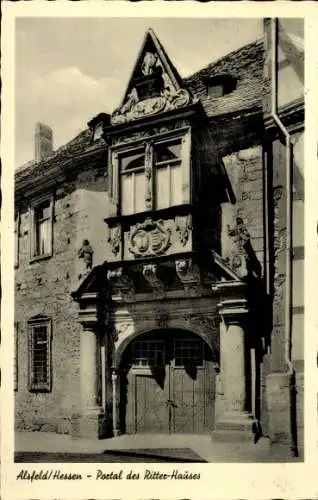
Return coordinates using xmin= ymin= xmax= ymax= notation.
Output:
xmin=119 ymin=330 xmax=216 ymax=434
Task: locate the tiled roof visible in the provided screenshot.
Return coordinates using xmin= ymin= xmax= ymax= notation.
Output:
xmin=185 ymin=39 xmax=264 ymax=117
xmin=15 ymin=129 xmax=103 ymax=184
xmin=15 ymin=39 xmax=264 ymax=183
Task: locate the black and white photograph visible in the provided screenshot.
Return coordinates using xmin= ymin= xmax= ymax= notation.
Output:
xmin=1 ymin=4 xmax=316 ymax=499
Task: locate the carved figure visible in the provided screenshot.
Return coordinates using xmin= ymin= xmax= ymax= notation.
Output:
xmin=120 ymin=88 xmax=139 ymax=115
xmin=111 ymin=88 xmax=191 ymax=125
xmin=108 ymin=225 xmax=121 ymax=256
xmin=227 ymin=217 xmax=251 ymax=245
xmin=141 ymin=52 xmax=158 ymax=76
xmin=78 ymin=239 xmax=93 ymax=278
xmin=175 ymin=215 xmax=192 ymax=247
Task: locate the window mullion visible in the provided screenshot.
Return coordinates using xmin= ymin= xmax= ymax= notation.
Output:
xmin=145 ymin=142 xmax=153 ymax=210
xmin=132 ymin=172 xmax=135 ymax=213
xmin=168 ymin=165 xmax=171 ymax=207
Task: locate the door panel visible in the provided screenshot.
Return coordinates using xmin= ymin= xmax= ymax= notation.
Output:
xmin=123 ymin=331 xmax=216 ymax=434
xmin=134 ymin=373 xmax=169 ymax=433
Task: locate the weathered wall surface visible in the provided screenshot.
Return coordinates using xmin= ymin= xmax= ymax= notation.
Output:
xmin=15 ymin=165 xmax=109 ymax=433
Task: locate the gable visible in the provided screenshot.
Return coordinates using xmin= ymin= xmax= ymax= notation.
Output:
xmin=111 ymin=29 xmax=194 ymax=126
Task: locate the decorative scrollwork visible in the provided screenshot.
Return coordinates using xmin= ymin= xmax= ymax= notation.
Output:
xmin=111 ymin=88 xmax=191 ymax=125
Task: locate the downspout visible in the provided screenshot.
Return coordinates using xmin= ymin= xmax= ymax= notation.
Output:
xmin=270 ymin=19 xmax=297 ymax=457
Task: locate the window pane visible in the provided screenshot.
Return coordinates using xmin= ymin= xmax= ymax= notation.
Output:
xmin=36 ymin=201 xmax=50 ymax=221
xmin=120 ymin=151 xmax=144 ymax=172
xmin=121 ymin=174 xmax=134 ymax=215
xmin=170 ymin=164 xmax=183 ymax=206
xmin=38 ymin=219 xmax=50 ymax=255
xmin=154 ymin=140 xmax=181 ymax=164
xmin=33 ymin=326 xmax=48 ymax=385
xmin=134 ymin=171 xmax=145 ymax=213
xmin=156 ymin=167 xmax=170 ymax=209
xmin=174 ymin=339 xmax=203 ymax=366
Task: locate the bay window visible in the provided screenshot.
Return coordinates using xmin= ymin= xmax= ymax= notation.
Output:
xmin=117 ymin=134 xmax=187 ymax=216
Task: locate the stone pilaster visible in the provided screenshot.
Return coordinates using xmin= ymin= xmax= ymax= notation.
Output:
xmin=213 ymin=287 xmax=254 ymax=442
xmin=77 ymin=325 xmax=105 ymax=438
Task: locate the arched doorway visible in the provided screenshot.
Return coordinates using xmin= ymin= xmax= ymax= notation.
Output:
xmin=118 ymin=329 xmax=217 ymax=435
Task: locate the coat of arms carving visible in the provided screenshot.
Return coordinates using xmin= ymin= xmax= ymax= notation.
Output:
xmin=128 ymin=218 xmax=171 ymax=257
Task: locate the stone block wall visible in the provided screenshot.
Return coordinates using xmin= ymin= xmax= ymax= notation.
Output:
xmin=222 ymin=145 xmax=264 ymax=276
xmin=15 ymin=164 xmax=109 ymax=433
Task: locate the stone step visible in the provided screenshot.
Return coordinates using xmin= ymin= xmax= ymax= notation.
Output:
xmin=212 ymin=429 xmax=255 ymax=443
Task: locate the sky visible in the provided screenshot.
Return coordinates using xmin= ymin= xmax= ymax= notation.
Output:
xmin=15 ymin=18 xmax=263 ymax=167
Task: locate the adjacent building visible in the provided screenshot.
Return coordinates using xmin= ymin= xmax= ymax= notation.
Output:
xmin=14 ymin=19 xmax=304 ymax=458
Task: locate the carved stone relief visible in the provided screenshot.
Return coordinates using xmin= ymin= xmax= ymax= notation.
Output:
xmin=155 ymin=311 xmax=169 ymax=329
xmin=108 ymin=225 xmax=121 ymax=256
xmin=111 ymin=87 xmax=191 ymax=125
xmin=111 ymin=323 xmax=131 ymax=342
xmin=144 ymin=142 xmax=153 ymax=209
xmin=107 ymin=267 xmax=135 ymax=302
xmin=226 ymin=217 xmax=250 ymax=278
xmin=112 ymin=121 xmax=189 ymax=147
xmin=77 ymin=239 xmax=93 ymax=280
xmin=128 ymin=218 xmax=171 ymax=258
xmin=142 ymin=264 xmax=165 ymax=297
xmin=175 ymin=258 xmax=201 ymax=295
xmin=175 ymin=214 xmax=192 ymax=247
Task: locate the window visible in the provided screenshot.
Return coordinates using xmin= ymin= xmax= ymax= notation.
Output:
xmin=120 ymin=148 xmax=145 ymax=215
xmin=14 ymin=210 xmax=20 ymax=268
xmin=28 ymin=317 xmax=52 ymax=391
xmin=30 ymin=197 xmax=53 ymax=260
xmin=14 ymin=323 xmax=18 ymax=391
xmin=117 ymin=134 xmax=187 ymax=216
xmin=174 ymin=338 xmax=203 ymax=367
xmin=208 ymin=84 xmax=224 ymax=99
xmin=132 ymin=340 xmax=165 ymax=368
xmin=154 ymin=139 xmax=183 ymax=209
xmin=205 ymin=74 xmax=237 ymax=99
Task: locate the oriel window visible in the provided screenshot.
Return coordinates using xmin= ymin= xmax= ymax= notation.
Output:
xmin=116 ymin=133 xmax=187 ymax=216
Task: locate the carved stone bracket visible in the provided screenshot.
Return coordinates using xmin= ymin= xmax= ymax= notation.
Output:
xmin=108 ymin=225 xmax=121 ymax=257
xmin=175 ymin=214 xmax=192 ymax=247
xmin=142 ymin=264 xmax=165 ymax=297
xmin=107 ymin=267 xmax=135 ymax=302
xmin=175 ymin=258 xmax=201 ymax=295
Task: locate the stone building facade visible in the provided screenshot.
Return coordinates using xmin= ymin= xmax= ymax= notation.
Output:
xmin=14 ymin=19 xmax=304 ymax=458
